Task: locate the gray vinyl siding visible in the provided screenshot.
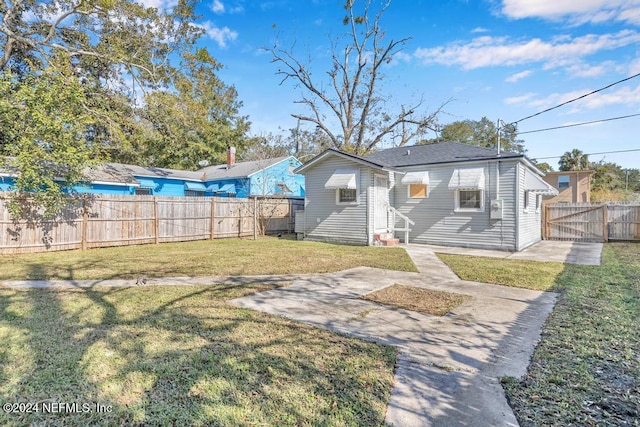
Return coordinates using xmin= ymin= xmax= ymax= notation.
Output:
xmin=302 ymin=157 xmax=372 ymax=245
xmin=392 ymin=160 xmax=520 ymax=251
xmin=516 ymin=163 xmax=543 ymax=250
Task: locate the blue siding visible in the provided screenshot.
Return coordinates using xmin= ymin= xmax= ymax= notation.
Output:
xmin=0 ymin=176 xmax=13 ymax=191
xmin=249 ymin=158 xmax=305 ymax=197
xmin=204 ymin=178 xmax=249 ymax=198
xmin=1 ymin=157 xmax=306 ymax=198
xmin=146 ymin=177 xmax=188 ymax=196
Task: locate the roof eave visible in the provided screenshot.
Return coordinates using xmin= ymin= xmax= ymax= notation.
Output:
xmin=294 ymin=149 xmax=403 ymax=174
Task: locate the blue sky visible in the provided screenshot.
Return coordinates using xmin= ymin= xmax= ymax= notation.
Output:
xmin=152 ymin=0 xmax=640 ymax=170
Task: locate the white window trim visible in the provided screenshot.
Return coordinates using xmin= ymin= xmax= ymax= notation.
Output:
xmin=454 ymin=189 xmax=485 ymax=212
xmin=524 ymin=191 xmax=543 ymax=213
xmin=524 ymin=191 xmax=532 ymax=213
xmin=336 ymin=188 xmax=359 ymax=205
xmin=407 ymin=183 xmax=428 ymax=199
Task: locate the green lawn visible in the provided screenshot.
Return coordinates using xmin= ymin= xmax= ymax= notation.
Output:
xmin=0 ymin=236 xmax=417 ymax=281
xmin=0 ymin=283 xmax=395 ymax=426
xmin=440 ymin=243 xmax=640 ymax=426
xmin=436 ymin=253 xmax=564 ymax=291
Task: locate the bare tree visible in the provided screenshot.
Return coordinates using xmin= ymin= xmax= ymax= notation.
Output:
xmin=268 ymin=0 xmax=442 ymax=155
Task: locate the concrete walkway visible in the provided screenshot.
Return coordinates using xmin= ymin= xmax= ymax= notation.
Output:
xmin=231 ymin=246 xmax=559 ymax=427
xmin=418 ymin=240 xmax=603 ymax=265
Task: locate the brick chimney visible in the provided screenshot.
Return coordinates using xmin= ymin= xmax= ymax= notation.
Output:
xmin=226 ymin=146 xmax=236 ymax=169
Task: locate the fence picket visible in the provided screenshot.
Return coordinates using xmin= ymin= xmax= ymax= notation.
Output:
xmin=545 ymin=202 xmax=640 ymax=242
xmin=0 ymin=195 xmax=303 ymax=255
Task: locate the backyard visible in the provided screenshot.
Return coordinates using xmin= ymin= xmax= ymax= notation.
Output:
xmin=0 ymin=237 xmax=412 ymax=426
xmin=0 ymin=238 xmax=637 ymax=425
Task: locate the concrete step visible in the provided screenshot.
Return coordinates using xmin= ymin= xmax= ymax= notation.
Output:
xmin=374 ymin=232 xmax=394 ymax=241
xmin=380 ymin=238 xmax=400 ymax=246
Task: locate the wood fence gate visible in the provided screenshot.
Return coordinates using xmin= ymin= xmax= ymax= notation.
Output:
xmin=544 ymin=203 xmax=640 ymax=242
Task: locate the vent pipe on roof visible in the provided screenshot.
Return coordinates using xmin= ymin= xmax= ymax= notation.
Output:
xmin=227 ymin=146 xmax=236 ymax=169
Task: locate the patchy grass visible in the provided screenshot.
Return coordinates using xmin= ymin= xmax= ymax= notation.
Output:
xmin=436 ymin=253 xmax=564 ymax=290
xmin=362 ymin=284 xmax=470 ymax=316
xmin=0 ymin=283 xmax=395 ymax=426
xmin=0 ymin=237 xmax=417 ymax=281
xmin=502 ymin=242 xmax=640 ymax=426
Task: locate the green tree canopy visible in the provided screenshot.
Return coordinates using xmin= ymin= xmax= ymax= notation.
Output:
xmin=558 ymin=149 xmax=590 ymax=171
xmin=1 ymin=0 xmax=250 ymax=217
xmin=423 ymin=117 xmax=525 ymax=154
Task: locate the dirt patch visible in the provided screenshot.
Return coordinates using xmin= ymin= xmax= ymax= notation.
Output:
xmin=362 ymin=284 xmax=470 ymax=316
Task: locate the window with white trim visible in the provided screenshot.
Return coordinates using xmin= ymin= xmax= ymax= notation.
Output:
xmin=135 ymin=187 xmax=152 ymax=195
xmin=449 ymin=168 xmax=485 ymax=212
xmin=524 ymin=191 xmax=534 ymax=212
xmin=326 ymin=168 xmax=359 ymax=205
xmin=456 ymin=189 xmax=484 ymax=211
xmin=338 ymin=188 xmax=358 ymax=204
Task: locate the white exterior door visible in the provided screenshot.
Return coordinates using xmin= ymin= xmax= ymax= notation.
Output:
xmin=374 ymin=175 xmax=388 ymax=231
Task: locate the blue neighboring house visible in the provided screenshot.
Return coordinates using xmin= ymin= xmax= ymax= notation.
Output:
xmin=0 ymin=153 xmax=305 ymax=198
xmin=199 ymin=155 xmax=305 ymax=198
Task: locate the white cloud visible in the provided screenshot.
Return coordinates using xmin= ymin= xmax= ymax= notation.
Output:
xmin=565 ymin=61 xmax=615 ymax=78
xmin=198 ymin=21 xmax=238 ymax=48
xmin=501 ymin=0 xmax=640 ymax=25
xmin=137 ymin=0 xmax=180 ymax=10
xmin=211 ymin=0 xmax=225 ymax=14
xmin=414 ymin=30 xmax=640 ymax=70
xmin=471 ymin=27 xmax=489 ymax=33
xmin=505 ymin=92 xmax=537 ymax=104
xmin=506 ymin=84 xmax=640 ymax=111
xmin=506 ymin=70 xmax=533 ymax=82
xmin=389 ymin=51 xmax=412 ymax=65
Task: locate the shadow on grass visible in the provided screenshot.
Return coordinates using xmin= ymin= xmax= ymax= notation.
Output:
xmin=502 ymin=242 xmax=640 ymax=426
xmin=0 ymin=275 xmax=393 ymax=426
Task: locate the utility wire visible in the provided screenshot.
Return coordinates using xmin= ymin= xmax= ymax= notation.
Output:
xmin=511 ymin=71 xmax=640 ymax=125
xmin=518 ymin=113 xmax=640 ymax=135
xmin=533 ymin=148 xmax=640 ymax=161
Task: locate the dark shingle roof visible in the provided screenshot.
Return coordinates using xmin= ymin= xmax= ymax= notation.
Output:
xmin=365 ymin=141 xmax=523 ymax=167
xmin=87 ymin=163 xmax=203 ymax=183
xmin=197 ymin=156 xmax=291 ymax=180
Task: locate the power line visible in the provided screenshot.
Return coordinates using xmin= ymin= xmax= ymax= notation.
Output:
xmin=511 ymin=71 xmax=640 ymax=125
xmin=533 ymin=148 xmax=640 ymax=161
xmin=518 ymin=113 xmax=640 ymax=135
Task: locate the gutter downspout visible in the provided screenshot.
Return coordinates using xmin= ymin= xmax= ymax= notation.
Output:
xmin=515 ymin=163 xmax=520 ymax=251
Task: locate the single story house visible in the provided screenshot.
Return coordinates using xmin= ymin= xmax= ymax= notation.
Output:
xmin=294 ymin=141 xmax=558 ymax=251
xmin=0 ymin=147 xmax=305 ymax=198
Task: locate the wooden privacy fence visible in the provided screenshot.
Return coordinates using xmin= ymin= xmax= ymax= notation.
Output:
xmin=0 ymin=195 xmax=304 ymax=255
xmin=544 ymin=202 xmax=640 ymax=242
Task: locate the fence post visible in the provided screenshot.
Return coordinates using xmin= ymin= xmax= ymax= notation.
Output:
xmin=210 ymin=197 xmax=215 ymax=240
xmin=545 ymin=204 xmax=550 ymax=240
xmin=153 ymin=197 xmax=159 ymax=244
xmin=81 ymin=198 xmax=88 ymax=250
xmin=253 ymin=197 xmax=258 ymax=240
xmin=602 ymin=204 xmax=608 ymax=243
